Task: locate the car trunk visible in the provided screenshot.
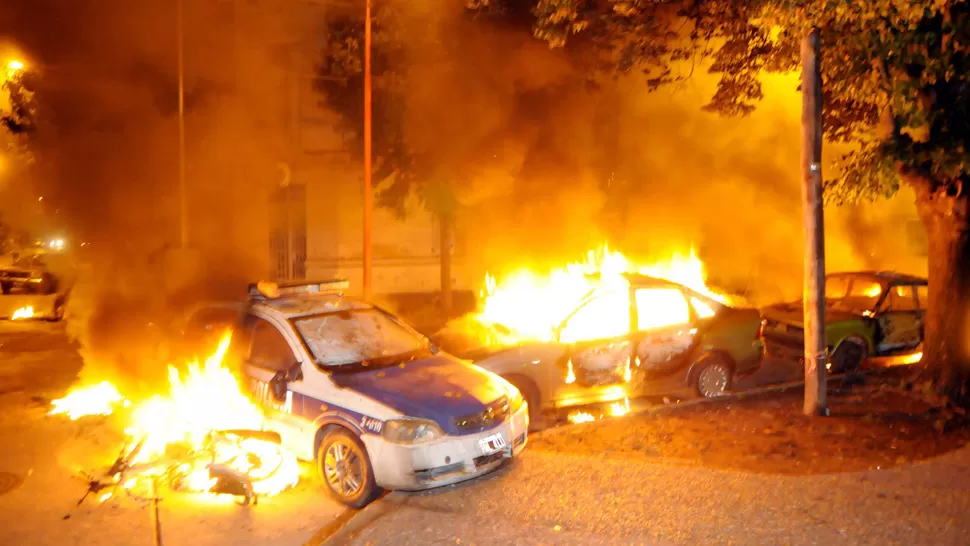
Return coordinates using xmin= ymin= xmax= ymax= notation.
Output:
xmin=761 ymin=303 xmax=862 ymax=348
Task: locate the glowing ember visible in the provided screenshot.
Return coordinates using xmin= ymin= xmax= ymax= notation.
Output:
xmin=568 ymin=411 xmax=596 ymax=424
xmin=471 ymin=246 xmax=727 ymax=347
xmin=49 ymin=381 xmax=126 ymax=420
xmin=565 ymin=360 xmax=576 ymax=384
xmin=11 ymin=306 xmax=34 ymax=320
xmin=566 ymin=397 xmax=631 ymax=424
xmin=608 ymin=398 xmax=631 ymax=417
xmin=49 ymin=332 xmax=301 ymax=499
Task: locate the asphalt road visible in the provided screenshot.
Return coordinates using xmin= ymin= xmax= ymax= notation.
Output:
xmin=331 ymin=434 xmax=970 ymax=545
xmin=0 ymin=320 xmax=347 ymax=546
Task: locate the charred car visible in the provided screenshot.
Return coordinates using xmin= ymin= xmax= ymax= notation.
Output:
xmin=0 ymin=253 xmax=65 ymax=320
xmin=761 ymin=271 xmax=927 ymax=373
xmin=437 ymin=274 xmax=766 ymax=424
xmin=0 ymin=254 xmax=57 ymax=295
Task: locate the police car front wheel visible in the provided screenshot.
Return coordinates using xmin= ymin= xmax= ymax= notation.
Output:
xmin=318 ymin=429 xmax=381 ymax=508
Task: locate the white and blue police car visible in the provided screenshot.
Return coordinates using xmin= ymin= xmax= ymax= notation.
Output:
xmin=187 ymin=280 xmax=529 ymax=507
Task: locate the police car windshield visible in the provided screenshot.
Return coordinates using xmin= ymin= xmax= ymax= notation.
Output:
xmin=292 ymin=308 xmax=427 ymax=367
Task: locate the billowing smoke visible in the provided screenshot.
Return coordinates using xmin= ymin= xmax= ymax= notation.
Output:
xmin=0 ymin=0 xmax=927 ymax=389
xmin=1 ymin=0 xmax=277 ymax=392
xmin=328 ymin=3 xmax=926 ymax=305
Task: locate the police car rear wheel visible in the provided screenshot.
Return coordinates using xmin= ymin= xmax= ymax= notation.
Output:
xmin=318 ymin=429 xmax=380 ymax=508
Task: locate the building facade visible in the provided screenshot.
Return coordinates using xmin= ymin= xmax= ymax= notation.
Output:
xmin=200 ymin=0 xmax=476 ymax=296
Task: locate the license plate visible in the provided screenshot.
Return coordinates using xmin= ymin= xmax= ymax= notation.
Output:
xmin=479 ymin=433 xmax=507 ymax=454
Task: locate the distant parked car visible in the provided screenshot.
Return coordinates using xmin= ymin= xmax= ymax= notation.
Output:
xmin=761 ymin=271 xmax=927 ymax=373
xmin=436 ymin=273 xmax=766 ymax=425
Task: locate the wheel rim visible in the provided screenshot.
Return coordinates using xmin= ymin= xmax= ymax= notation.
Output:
xmin=323 ymin=439 xmax=365 ymax=498
xmin=698 ymin=364 xmax=729 ymax=397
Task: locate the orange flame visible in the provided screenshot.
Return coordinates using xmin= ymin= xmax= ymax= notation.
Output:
xmin=566 ymin=397 xmax=631 ymax=424
xmin=49 ymin=381 xmax=126 ymax=420
xmin=471 ymin=246 xmax=727 ymax=347
xmin=50 ymin=332 xmax=300 ymax=498
xmin=11 ymin=306 xmax=34 ymax=320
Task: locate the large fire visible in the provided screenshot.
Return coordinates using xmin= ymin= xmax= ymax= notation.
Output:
xmin=471 ymin=246 xmax=727 ymax=347
xmin=48 ymin=332 xmax=300 ymax=501
xmin=49 ymin=381 xmax=126 ymax=420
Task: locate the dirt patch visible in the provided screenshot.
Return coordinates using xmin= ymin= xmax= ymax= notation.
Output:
xmin=530 ymin=373 xmax=970 ymax=475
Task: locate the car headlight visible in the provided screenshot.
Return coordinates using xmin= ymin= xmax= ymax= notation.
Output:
xmin=382 ymin=418 xmax=444 ymax=444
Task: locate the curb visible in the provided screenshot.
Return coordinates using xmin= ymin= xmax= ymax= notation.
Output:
xmin=306 ymin=492 xmax=407 ymax=546
xmin=535 ymin=368 xmax=882 ymax=436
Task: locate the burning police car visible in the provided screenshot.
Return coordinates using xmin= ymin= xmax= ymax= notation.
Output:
xmin=186 ymin=280 xmax=529 ymax=508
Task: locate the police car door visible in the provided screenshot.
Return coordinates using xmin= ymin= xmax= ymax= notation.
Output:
xmin=242 ymin=314 xmax=310 ymax=452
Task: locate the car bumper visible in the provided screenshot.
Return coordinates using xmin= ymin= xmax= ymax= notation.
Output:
xmin=363 ymin=403 xmax=530 ymax=491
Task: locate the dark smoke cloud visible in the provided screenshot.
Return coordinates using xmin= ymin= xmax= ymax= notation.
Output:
xmin=0 ymin=0 xmax=926 ymax=390
xmin=350 ymin=4 xmax=926 ymax=304
xmin=0 ymin=0 xmax=279 ymax=390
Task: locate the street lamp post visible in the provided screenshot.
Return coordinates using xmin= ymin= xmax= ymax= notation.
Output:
xmin=362 ymin=0 xmax=373 ymax=299
xmin=177 ymin=0 xmax=188 ymax=249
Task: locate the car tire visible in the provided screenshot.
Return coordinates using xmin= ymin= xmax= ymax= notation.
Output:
xmin=502 ymin=375 xmax=542 ymax=431
xmin=317 ymin=429 xmax=381 ymax=509
xmin=831 ymin=339 xmax=867 ymax=374
xmin=692 ymin=353 xmax=733 ymax=398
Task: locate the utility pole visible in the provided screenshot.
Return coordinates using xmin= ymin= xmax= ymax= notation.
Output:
xmin=801 ymin=28 xmax=828 ymax=417
xmin=362 ymin=0 xmax=373 ymax=299
xmin=177 ymin=0 xmax=188 ymax=248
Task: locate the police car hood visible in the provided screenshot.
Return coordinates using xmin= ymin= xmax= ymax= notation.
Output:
xmin=328 ymin=353 xmax=510 ymax=435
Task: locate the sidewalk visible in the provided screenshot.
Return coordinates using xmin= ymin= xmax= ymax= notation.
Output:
xmin=328 ymin=443 xmax=970 ymax=545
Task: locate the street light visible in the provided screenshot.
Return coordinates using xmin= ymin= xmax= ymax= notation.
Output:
xmin=7 ymin=60 xmax=24 ymax=72
xmin=363 ymin=0 xmax=373 ymax=299
xmin=177 ymin=0 xmax=187 ymax=248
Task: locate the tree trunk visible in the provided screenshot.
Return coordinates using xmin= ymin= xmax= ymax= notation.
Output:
xmin=913 ymin=178 xmax=970 ymax=405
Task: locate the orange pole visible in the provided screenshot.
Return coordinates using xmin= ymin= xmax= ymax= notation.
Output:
xmin=362 ymin=0 xmax=373 ymax=299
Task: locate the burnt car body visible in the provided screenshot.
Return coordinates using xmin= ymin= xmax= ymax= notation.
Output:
xmin=0 ymin=253 xmax=65 ymax=320
xmin=0 ymin=254 xmax=56 ymax=295
xmin=761 ymin=271 xmax=927 ymax=373
xmin=437 ymin=274 xmax=766 ymax=423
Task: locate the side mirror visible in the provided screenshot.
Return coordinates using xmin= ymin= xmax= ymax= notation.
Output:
xmin=285 ymin=361 xmax=303 ymax=382
xmin=269 ymin=371 xmax=288 ymax=402
xmin=270 ymin=362 xmax=303 ymax=402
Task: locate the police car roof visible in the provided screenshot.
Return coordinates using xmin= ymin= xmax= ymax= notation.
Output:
xmin=254 ymin=293 xmax=371 ymax=319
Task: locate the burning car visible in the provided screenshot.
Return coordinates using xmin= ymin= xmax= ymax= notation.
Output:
xmin=0 ymin=252 xmax=66 ymax=320
xmin=186 ymin=280 xmax=529 ymax=508
xmin=436 ymin=273 xmax=766 ymax=424
xmin=761 ymin=271 xmax=927 ymax=373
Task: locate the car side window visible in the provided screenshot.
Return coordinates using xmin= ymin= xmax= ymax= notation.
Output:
xmin=635 ymin=287 xmax=690 ymax=331
xmin=559 ymin=289 xmax=630 ymax=344
xmin=890 ymin=285 xmax=918 ymax=311
xmin=916 ymin=285 xmax=928 ymax=310
xmin=248 ymin=317 xmax=296 ymax=372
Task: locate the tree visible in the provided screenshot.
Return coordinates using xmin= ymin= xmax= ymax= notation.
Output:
xmin=1 ymin=68 xmax=41 ymax=252
xmin=316 ymin=2 xmax=485 ymax=311
xmin=523 ymin=0 xmax=970 ymax=403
